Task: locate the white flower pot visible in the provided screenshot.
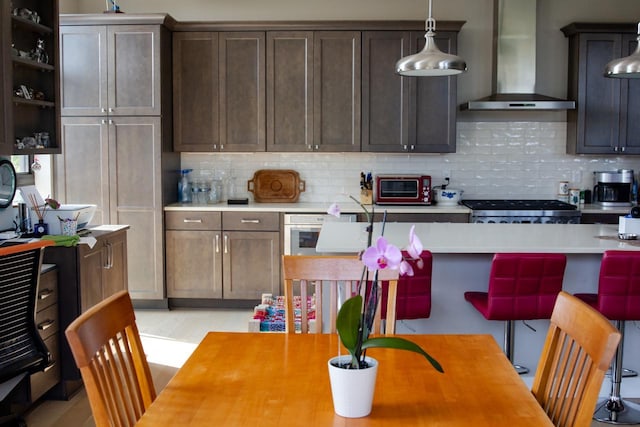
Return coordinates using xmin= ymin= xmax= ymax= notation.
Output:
xmin=327 ymin=355 xmax=378 ymax=418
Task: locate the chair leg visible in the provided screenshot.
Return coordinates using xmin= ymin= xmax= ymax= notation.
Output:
xmin=504 ymin=320 xmax=528 ymax=375
xmin=594 ymin=320 xmax=640 ymax=424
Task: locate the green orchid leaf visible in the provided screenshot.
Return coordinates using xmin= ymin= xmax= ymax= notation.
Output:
xmin=362 ymin=337 xmax=444 ymax=373
xmin=336 ymin=295 xmax=363 ymax=358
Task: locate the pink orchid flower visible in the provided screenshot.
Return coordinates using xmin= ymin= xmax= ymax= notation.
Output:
xmin=406 ymin=225 xmax=423 ymax=260
xmin=400 ymin=260 xmax=414 ymax=276
xmin=362 ymin=236 xmax=402 ymax=271
xmin=327 ymin=203 xmax=341 ymax=218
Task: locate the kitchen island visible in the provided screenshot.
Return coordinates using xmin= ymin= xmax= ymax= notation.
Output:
xmin=316 ymin=222 xmax=640 ymax=380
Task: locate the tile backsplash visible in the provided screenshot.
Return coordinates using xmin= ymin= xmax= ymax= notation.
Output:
xmin=181 ymin=122 xmax=639 ymax=203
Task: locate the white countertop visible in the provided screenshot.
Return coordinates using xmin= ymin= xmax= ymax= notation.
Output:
xmin=164 ymin=201 xmax=470 ymax=214
xmin=316 ymin=222 xmax=636 ymax=254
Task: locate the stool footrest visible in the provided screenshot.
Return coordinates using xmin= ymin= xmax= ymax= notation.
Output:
xmin=594 ymin=398 xmax=640 ymax=424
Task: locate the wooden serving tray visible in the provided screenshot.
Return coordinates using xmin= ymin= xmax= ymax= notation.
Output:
xmin=247 ymin=169 xmax=306 ymax=203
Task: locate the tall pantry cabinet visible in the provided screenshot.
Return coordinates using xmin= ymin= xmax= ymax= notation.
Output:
xmin=56 ymin=14 xmax=179 ymax=302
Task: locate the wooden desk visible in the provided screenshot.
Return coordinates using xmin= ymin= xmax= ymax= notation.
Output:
xmin=137 ymin=333 xmax=553 ymax=426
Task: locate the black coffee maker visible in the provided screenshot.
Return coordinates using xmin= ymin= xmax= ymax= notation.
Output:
xmin=593 ymin=170 xmax=634 ymax=207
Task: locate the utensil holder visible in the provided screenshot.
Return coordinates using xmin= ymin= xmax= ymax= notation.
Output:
xmin=59 ymin=218 xmax=78 ymax=236
xmin=360 ymin=189 xmax=373 ymax=205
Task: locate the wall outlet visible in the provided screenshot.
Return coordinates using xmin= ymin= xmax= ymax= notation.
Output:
xmin=443 ymin=170 xmax=451 ymax=180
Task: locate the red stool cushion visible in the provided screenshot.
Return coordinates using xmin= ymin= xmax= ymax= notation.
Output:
xmin=575 ymin=250 xmax=640 ymax=321
xmin=464 ymin=253 xmax=567 ymax=321
xmin=381 ymin=251 xmax=432 ymax=320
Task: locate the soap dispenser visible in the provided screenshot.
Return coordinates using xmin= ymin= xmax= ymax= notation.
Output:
xmin=178 ymin=169 xmax=193 ymax=203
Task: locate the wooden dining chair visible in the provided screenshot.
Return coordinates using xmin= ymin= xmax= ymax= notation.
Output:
xmin=531 ymin=291 xmax=621 ymax=427
xmin=65 ymin=290 xmax=156 ymax=427
xmin=282 ymin=255 xmax=399 ymax=335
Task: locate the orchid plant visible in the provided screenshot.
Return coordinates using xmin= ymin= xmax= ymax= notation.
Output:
xmin=327 ymin=199 xmax=443 ymax=373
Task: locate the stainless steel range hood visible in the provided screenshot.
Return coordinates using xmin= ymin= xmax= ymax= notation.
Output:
xmin=462 ymin=0 xmax=575 ymax=111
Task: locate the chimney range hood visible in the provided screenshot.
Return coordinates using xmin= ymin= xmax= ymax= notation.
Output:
xmin=462 ymin=0 xmax=575 ymax=111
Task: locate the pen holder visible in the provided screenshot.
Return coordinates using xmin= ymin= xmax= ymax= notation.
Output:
xmin=360 ymin=189 xmax=373 ymax=205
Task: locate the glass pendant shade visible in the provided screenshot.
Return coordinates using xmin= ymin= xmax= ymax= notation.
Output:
xmin=395 ymin=0 xmax=467 ymax=76
xmin=604 ymin=23 xmax=640 ymax=78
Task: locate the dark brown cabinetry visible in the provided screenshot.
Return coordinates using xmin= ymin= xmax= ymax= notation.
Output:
xmin=172 ymin=31 xmax=265 ymax=152
xmin=563 ymin=23 xmax=640 ymax=155
xmin=265 ymin=30 xmax=361 ymax=152
xmin=165 ymin=211 xmax=280 ymax=304
xmin=58 ymin=15 xmax=179 ymax=302
xmin=43 ymin=228 xmax=127 ymax=398
xmin=1 ymin=0 xmax=60 ymax=154
xmin=361 ymin=28 xmax=460 ymax=153
xmin=30 ymin=266 xmax=60 ymax=401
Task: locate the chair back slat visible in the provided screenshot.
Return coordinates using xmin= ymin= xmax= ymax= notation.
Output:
xmin=65 ymin=291 xmax=156 ymax=427
xmin=531 ymin=291 xmax=621 ymax=427
xmin=282 ymin=256 xmax=399 ymax=335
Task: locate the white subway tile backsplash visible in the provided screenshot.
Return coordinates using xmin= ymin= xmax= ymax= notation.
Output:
xmin=181 ymin=122 xmax=639 ymax=203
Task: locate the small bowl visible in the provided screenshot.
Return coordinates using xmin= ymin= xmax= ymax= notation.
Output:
xmin=433 ymin=188 xmax=463 ymax=205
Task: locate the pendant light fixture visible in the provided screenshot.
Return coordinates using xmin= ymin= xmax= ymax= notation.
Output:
xmin=604 ymin=22 xmax=640 ymax=78
xmin=395 ymin=0 xmax=467 ymax=76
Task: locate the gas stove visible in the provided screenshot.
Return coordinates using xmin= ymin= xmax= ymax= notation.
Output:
xmin=462 ymin=199 xmax=581 ymax=224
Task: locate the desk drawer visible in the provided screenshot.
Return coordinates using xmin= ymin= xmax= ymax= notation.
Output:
xmin=37 ymin=269 xmax=58 ymax=311
xmin=222 ymin=212 xmax=280 ymax=231
xmin=166 ymin=211 xmax=221 ymax=230
xmin=30 ymin=334 xmax=60 ymax=401
xmin=36 ymin=304 xmax=58 ymax=341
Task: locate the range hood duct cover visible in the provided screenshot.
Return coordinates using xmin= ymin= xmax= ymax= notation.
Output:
xmin=462 ymin=0 xmax=575 ymax=111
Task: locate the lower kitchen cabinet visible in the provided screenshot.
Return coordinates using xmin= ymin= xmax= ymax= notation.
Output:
xmin=166 ymin=211 xmax=280 ymax=304
xmin=42 ymin=228 xmax=128 ymax=398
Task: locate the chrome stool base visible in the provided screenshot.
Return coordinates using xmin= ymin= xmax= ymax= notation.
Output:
xmin=513 ymin=364 xmax=529 ymax=375
xmin=594 ymin=398 xmax=640 ymax=425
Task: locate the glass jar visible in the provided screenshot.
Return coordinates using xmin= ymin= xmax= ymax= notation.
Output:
xmin=208 ymin=179 xmax=222 ymax=204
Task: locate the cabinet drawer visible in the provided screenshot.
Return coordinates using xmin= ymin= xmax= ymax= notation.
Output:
xmin=37 ymin=269 xmax=58 ymax=311
xmin=166 ymin=211 xmax=221 ymax=230
xmin=30 ymin=333 xmax=60 ymax=401
xmin=36 ymin=304 xmax=59 ymax=341
xmin=222 ymin=212 xmax=280 ymax=231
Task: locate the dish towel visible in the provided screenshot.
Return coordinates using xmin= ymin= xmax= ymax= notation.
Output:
xmin=41 ymin=234 xmax=80 ymax=247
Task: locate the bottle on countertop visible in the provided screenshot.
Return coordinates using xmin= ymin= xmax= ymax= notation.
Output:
xmin=178 ymin=169 xmax=193 ymax=203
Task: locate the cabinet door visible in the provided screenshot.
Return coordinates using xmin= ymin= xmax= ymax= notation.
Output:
xmin=313 ymin=31 xmax=361 ymax=152
xmin=219 ymin=32 xmax=266 ymax=152
xmin=79 ymin=242 xmax=105 ymax=312
xmin=59 ymin=25 xmax=108 ymax=116
xmin=361 ymin=31 xmax=410 ymax=152
xmin=56 ymin=117 xmax=110 ymax=225
xmin=266 ymin=31 xmax=314 ymax=152
xmin=166 ymin=230 xmax=223 ymax=298
xmin=223 ymin=231 xmax=280 ymax=299
xmin=103 ymin=231 xmax=128 ymax=299
xmin=569 ymin=33 xmax=622 ymax=154
xmin=107 ymin=25 xmax=162 ymax=116
xmin=108 ymin=116 xmax=164 ymax=300
xmin=411 ymin=31 xmax=458 ymax=153
xmin=619 ymin=34 xmax=640 ymax=154
xmin=173 ymin=32 xmax=219 ymax=151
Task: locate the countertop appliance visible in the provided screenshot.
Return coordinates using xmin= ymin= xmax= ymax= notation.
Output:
xmin=374 ymin=175 xmax=432 ymax=205
xmin=284 ymin=213 xmax=357 ymax=255
xmin=462 ymin=199 xmax=581 ymax=224
xmin=593 ymin=170 xmax=634 ymax=207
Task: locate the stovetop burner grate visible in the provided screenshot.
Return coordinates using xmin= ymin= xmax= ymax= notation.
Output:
xmin=461 ymin=199 xmax=578 ymax=211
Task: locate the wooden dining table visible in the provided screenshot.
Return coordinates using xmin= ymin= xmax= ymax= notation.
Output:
xmin=135 ymin=332 xmax=553 ymax=426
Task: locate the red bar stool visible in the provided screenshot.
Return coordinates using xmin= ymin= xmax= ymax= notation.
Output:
xmin=574 ymin=250 xmax=640 ymax=424
xmin=464 ymin=253 xmax=567 ymax=374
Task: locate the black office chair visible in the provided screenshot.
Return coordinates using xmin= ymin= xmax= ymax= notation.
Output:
xmin=0 ymin=241 xmax=54 ymax=426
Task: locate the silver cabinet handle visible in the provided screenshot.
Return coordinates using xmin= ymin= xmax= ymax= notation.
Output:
xmin=108 ymin=107 xmax=114 ymax=113
xmin=104 ymin=242 xmax=113 ymax=269
xmin=215 ymin=234 xmax=220 ymax=253
xmin=224 ymin=234 xmax=229 ymax=254
xmin=38 ymin=289 xmax=54 ymax=300
xmin=183 ymin=218 xmax=203 ymax=223
xmin=241 ymin=219 xmax=260 ymax=224
xmin=101 ymin=119 xmax=107 ymax=124
xmin=108 ymin=119 xmax=114 ymax=125
xmin=37 ymin=319 xmax=55 ymax=331
xmin=101 ymin=108 xmax=106 ymax=113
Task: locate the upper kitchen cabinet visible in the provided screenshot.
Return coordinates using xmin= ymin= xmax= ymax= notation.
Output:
xmin=266 ymin=30 xmax=361 ymax=152
xmin=59 ymin=17 xmax=171 ymax=117
xmin=173 ymin=31 xmax=265 ymax=152
xmin=361 ymin=24 xmax=462 ymax=153
xmin=0 ymin=0 xmax=60 ymax=155
xmin=563 ymin=23 xmax=640 ymax=155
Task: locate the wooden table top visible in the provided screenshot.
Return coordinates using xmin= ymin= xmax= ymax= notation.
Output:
xmin=136 ymin=332 xmax=553 ymax=426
